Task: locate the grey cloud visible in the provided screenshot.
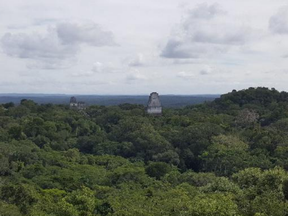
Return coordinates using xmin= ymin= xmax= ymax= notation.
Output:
xmin=1 ymin=31 xmax=78 ymax=69
xmin=199 ymin=66 xmax=212 ymax=75
xmin=161 ymin=39 xmax=227 ymax=59
xmin=269 ymin=6 xmax=288 ymax=34
xmin=200 ymin=70 xmax=209 ymax=75
xmin=161 ymin=40 xmax=196 ymax=58
xmin=1 ymin=22 xmax=116 ymax=69
xmin=161 ymin=3 xmax=253 ymax=60
xmin=57 ymin=22 xmax=116 ymax=46
xmin=125 ymin=53 xmax=145 ymax=67
xmin=1 ymin=31 xmax=78 ymax=60
xmin=187 ymin=3 xmax=225 ymax=20
xmin=189 ymin=26 xmax=251 ymax=45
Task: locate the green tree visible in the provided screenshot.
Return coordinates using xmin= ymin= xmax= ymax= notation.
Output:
xmin=145 ymin=162 xmax=172 ymax=180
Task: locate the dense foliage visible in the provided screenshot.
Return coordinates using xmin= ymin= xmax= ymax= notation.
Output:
xmin=1 ymin=87 xmax=288 ymax=215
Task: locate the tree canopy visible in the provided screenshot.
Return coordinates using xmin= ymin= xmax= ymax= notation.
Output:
xmin=1 ymin=87 xmax=288 ymax=215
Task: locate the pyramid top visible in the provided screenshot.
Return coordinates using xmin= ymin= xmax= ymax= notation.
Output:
xmin=147 ymin=92 xmax=162 ymax=108
xmin=70 ymin=96 xmax=77 ymax=103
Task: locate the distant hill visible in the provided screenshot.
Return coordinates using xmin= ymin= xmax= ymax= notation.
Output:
xmin=0 ymin=94 xmax=219 ymax=108
xmin=213 ymin=87 xmax=288 ymax=109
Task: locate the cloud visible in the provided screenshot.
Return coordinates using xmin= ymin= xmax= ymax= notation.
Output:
xmin=177 ymin=71 xmax=195 ymax=79
xmin=269 ymin=6 xmax=288 ymax=34
xmin=126 ymin=69 xmax=148 ymax=83
xmin=91 ymin=62 xmax=120 ymax=73
xmin=172 ymin=58 xmax=203 ymax=65
xmin=124 ymin=53 xmax=145 ymax=67
xmin=1 ymin=30 xmax=77 ymax=59
xmin=1 ymin=22 xmax=116 ymax=69
xmin=161 ymin=40 xmax=198 ymax=59
xmin=161 ymin=3 xmax=254 ymax=60
xmin=70 ymin=80 xmax=111 ymax=86
xmin=161 ymin=39 xmax=226 ymax=59
xmin=199 ymin=65 xmax=212 ymax=75
xmin=177 ymin=65 xmax=213 ymax=79
xmin=71 ymin=62 xmax=119 ymax=77
xmin=56 ymin=22 xmax=116 ymax=46
xmin=27 ymin=58 xmax=76 ymax=70
xmin=71 ymin=70 xmax=95 ymax=77
xmin=33 ymin=18 xmax=60 ymax=26
xmin=91 ymin=62 xmax=104 ymax=73
xmin=187 ymin=3 xmax=225 ymax=20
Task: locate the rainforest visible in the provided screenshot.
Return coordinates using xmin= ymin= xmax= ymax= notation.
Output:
xmin=1 ymin=87 xmax=288 ymax=216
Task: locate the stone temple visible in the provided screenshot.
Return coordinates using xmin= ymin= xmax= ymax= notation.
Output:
xmin=70 ymin=96 xmax=77 ymax=108
xmin=70 ymin=97 xmax=86 ymax=110
xmin=146 ymin=92 xmax=162 ymax=115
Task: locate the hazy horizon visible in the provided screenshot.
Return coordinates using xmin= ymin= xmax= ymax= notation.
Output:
xmin=0 ymin=94 xmax=219 ymax=107
xmin=0 ymin=93 xmax=221 ymax=96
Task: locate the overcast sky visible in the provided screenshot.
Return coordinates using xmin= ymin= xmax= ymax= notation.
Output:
xmin=1 ymin=0 xmax=288 ymax=95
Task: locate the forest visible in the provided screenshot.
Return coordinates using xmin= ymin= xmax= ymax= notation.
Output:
xmin=1 ymin=87 xmax=288 ymax=216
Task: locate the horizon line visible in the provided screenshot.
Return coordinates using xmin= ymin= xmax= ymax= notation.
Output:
xmin=0 ymin=93 xmax=221 ymax=96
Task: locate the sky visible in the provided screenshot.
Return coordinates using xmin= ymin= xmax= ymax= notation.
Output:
xmin=1 ymin=0 xmax=288 ymax=95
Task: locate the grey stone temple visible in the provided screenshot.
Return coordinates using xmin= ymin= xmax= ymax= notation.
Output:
xmin=70 ymin=97 xmax=86 ymax=110
xmin=146 ymin=92 xmax=162 ymax=115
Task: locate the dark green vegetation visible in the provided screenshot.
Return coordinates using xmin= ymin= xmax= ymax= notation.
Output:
xmin=2 ymin=87 xmax=288 ymax=215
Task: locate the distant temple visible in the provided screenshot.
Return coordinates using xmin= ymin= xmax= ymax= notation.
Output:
xmin=70 ymin=97 xmax=86 ymax=110
xmin=146 ymin=92 xmax=162 ymax=115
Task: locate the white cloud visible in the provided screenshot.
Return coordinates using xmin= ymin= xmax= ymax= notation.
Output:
xmin=172 ymin=59 xmax=201 ymax=64
xmin=1 ymin=22 xmax=116 ymax=69
xmin=269 ymin=6 xmax=288 ymax=34
xmin=177 ymin=71 xmax=195 ymax=79
xmin=161 ymin=3 xmax=256 ymax=59
xmin=91 ymin=62 xmax=120 ymax=73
